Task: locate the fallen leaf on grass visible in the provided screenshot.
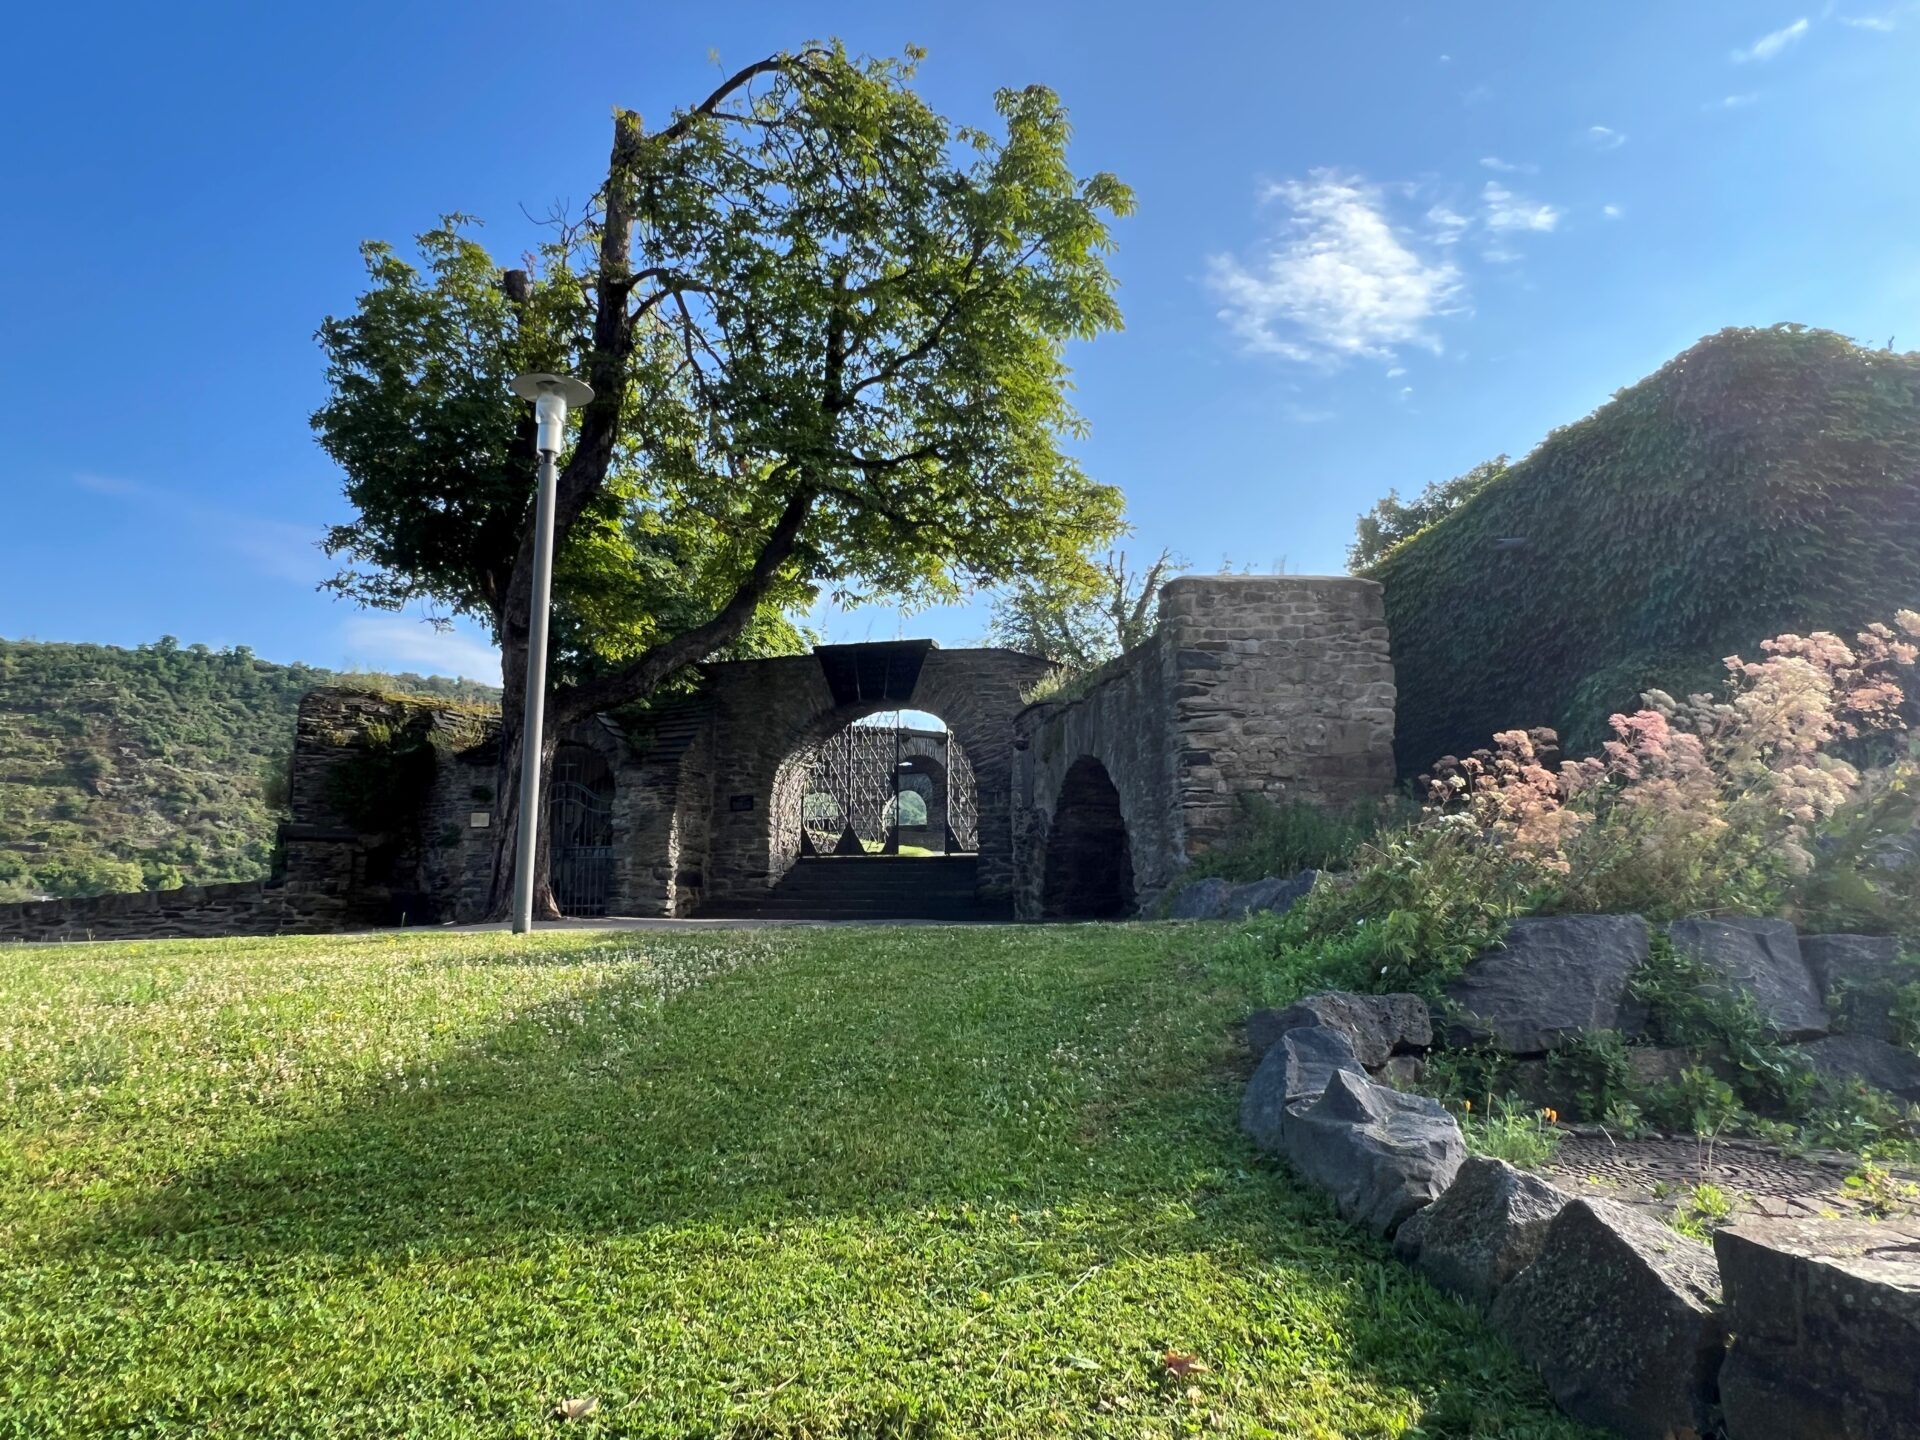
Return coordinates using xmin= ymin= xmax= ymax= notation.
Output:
xmin=1161 ymin=1351 xmax=1209 ymax=1378
xmin=553 ymin=1396 xmax=600 ymax=1420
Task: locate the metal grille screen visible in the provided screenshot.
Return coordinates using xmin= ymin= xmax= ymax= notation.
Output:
xmin=795 ymin=720 xmax=976 ymax=854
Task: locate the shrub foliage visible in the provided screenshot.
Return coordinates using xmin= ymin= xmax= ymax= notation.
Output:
xmin=1371 ymin=325 xmax=1920 ymax=771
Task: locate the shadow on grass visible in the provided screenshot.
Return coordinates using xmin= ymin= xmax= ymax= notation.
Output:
xmin=61 ymin=927 xmax=1583 ymax=1432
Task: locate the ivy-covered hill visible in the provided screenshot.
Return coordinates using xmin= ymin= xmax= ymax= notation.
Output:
xmin=1372 ymin=325 xmax=1920 ymax=773
xmin=0 ymin=637 xmax=498 ymax=901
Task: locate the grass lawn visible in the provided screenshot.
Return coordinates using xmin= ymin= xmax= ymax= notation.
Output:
xmin=0 ymin=924 xmax=1588 ymax=1438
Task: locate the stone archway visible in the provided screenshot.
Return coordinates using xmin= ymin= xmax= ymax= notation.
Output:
xmin=775 ymin=714 xmax=975 ymax=863
xmin=1040 ymin=756 xmax=1136 ymax=918
xmin=689 ymin=642 xmax=1052 ymax=915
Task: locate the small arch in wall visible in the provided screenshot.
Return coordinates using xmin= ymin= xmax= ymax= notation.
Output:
xmin=1041 ymin=756 xmax=1135 ymax=919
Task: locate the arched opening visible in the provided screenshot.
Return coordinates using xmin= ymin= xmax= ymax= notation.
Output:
xmin=1041 ymin=757 xmax=1135 ymax=919
xmin=777 ymin=711 xmax=977 ymax=866
xmin=549 ymin=744 xmax=616 ymax=916
xmin=741 ymin=710 xmax=985 ymax=919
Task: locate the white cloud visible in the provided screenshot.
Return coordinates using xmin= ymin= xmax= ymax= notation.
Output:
xmin=1583 ymin=125 xmax=1628 ymax=151
xmin=1206 ymin=171 xmax=1465 ymax=367
xmin=1479 ymin=155 xmax=1539 ymax=174
xmin=1482 ymin=181 xmax=1563 ymax=232
xmin=1602 ymin=204 xmax=1624 ymax=220
xmin=1425 ymin=203 xmax=1472 ymax=246
xmin=1732 ymin=17 xmax=1810 ymax=61
xmin=340 ymin=616 xmax=501 ymax=682
xmin=1280 ymin=403 xmax=1338 ymax=424
xmin=1386 ymin=366 xmax=1408 ymax=378
xmin=1710 ymin=92 xmax=1762 ymax=109
xmin=70 ymin=472 xmax=326 ymax=585
xmin=1839 ymin=10 xmax=1898 ymax=28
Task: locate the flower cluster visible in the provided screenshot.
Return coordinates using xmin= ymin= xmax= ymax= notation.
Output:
xmin=1420 ymin=614 xmax=1920 ymax=915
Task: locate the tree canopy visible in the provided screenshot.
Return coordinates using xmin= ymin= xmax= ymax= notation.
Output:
xmin=984 ymin=547 xmax=1183 ymax=670
xmin=312 ymin=43 xmax=1133 ymax=913
xmin=1347 ymin=456 xmax=1507 ymax=572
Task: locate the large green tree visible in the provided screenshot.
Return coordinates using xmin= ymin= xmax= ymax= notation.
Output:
xmin=314 ymin=43 xmax=1131 ymax=916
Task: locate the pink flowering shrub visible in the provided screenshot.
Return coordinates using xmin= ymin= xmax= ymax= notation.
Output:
xmin=1286 ymin=613 xmax=1920 ymax=994
xmin=1420 ymin=613 xmax=1920 ymax=920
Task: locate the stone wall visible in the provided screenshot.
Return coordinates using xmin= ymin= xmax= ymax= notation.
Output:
xmin=0 ymin=878 xmax=339 ymax=944
xmin=1013 ymin=576 xmax=1396 ymax=917
xmin=694 ymin=646 xmax=1050 ymax=913
xmin=0 ymin=580 xmax=1397 ymax=936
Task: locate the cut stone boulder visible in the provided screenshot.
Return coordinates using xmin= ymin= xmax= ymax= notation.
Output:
xmin=1801 ymin=933 xmax=1917 ymax=1044
xmin=1239 ymin=1025 xmax=1365 ymax=1151
xmin=1247 ymin=990 xmax=1432 ymax=1068
xmin=1167 ymin=877 xmax=1233 ymax=920
xmin=1169 ymin=869 xmax=1321 ymax=921
xmin=1796 ymin=1032 xmax=1920 ymax=1105
xmin=1445 ymin=914 xmax=1651 ymax=1054
xmin=1224 ymin=870 xmax=1322 ymax=919
xmin=1714 ymin=1216 xmax=1920 ymax=1440
xmin=1667 ymin=918 xmax=1829 ymax=1041
xmin=1393 ymin=1156 xmax=1570 ymax=1309
xmin=1280 ymin=1069 xmax=1465 ymax=1236
xmin=1490 ymin=1197 xmax=1723 ymax=1440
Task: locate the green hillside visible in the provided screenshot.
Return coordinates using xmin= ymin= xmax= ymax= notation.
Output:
xmin=1372 ymin=325 xmax=1920 ymax=772
xmin=0 ymin=637 xmax=497 ymax=902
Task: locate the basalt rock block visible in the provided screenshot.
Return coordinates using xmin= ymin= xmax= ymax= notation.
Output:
xmin=1394 ymin=1156 xmax=1571 ymax=1309
xmin=1802 ymin=934 xmax=1917 ymax=1045
xmin=1239 ymin=1025 xmax=1365 ymax=1151
xmin=1248 ymin=990 xmax=1432 ymax=1069
xmin=1668 ymin=918 xmax=1829 ymax=1041
xmin=1490 ymin=1197 xmax=1723 ymax=1440
xmin=1714 ymin=1216 xmax=1920 ymax=1440
xmin=1167 ymin=877 xmax=1234 ymax=920
xmin=1445 ymin=915 xmax=1652 ymax=1054
xmin=1280 ymin=1069 xmax=1465 ymax=1236
xmin=1796 ymin=1032 xmax=1920 ymax=1106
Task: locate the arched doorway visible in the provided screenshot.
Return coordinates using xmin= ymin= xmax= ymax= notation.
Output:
xmin=732 ymin=711 xmax=985 ymax=919
xmin=549 ymin=744 xmax=616 ymax=916
xmin=1041 ymin=756 xmax=1135 ymax=919
xmin=784 ymin=715 xmax=977 ymax=861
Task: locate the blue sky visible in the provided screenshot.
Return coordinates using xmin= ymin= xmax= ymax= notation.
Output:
xmin=4 ymin=2 xmax=1918 ymax=682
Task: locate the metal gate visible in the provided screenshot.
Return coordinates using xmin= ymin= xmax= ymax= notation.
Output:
xmin=550 ymin=744 xmax=616 ymax=916
xmin=794 ymin=719 xmax=976 ymax=856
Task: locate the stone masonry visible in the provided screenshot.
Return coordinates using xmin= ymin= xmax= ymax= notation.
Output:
xmin=0 ymin=575 xmax=1398 ymax=937
xmin=1012 ymin=575 xmax=1396 ymax=916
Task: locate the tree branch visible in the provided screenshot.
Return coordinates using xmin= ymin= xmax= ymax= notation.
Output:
xmin=555 ymin=482 xmax=817 ymax=719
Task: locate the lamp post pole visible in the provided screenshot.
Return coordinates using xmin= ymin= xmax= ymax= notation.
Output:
xmin=509 ymin=372 xmax=594 ymax=934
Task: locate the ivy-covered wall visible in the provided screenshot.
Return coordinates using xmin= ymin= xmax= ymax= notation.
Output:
xmin=1373 ymin=325 xmax=1920 ymax=773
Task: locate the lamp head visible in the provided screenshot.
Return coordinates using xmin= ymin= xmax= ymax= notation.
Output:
xmin=511 ymin=372 xmax=595 ymax=452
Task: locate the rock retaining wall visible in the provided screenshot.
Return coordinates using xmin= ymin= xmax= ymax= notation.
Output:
xmin=1243 ymin=934 xmax=1920 ymax=1440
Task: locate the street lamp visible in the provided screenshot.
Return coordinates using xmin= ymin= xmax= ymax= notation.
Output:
xmin=509 ymin=371 xmax=594 ymax=934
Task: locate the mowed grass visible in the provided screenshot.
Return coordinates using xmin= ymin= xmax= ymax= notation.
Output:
xmin=0 ymin=925 xmax=1588 ymax=1439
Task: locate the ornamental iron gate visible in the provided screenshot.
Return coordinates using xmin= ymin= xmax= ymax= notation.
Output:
xmin=793 ymin=719 xmax=976 ymax=857
xmin=550 ymin=744 xmax=616 ymax=916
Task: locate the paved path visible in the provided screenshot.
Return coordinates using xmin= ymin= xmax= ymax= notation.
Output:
xmin=439 ymin=915 xmax=1009 ymax=933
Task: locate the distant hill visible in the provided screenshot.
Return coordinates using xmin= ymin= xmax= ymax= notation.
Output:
xmin=0 ymin=636 xmax=498 ymax=901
